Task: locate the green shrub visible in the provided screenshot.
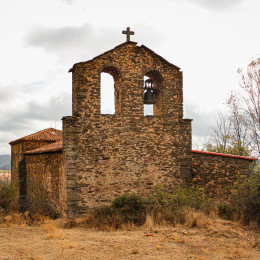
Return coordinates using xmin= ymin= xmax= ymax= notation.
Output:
xmin=217 ymin=173 xmax=260 ymax=225
xmin=148 ymin=191 xmax=170 ymax=206
xmin=81 ymin=177 xmax=260 ymax=229
xmin=0 ymin=183 xmax=18 ymax=209
xmin=171 ymin=185 xmax=212 ymax=212
xmin=112 ymin=193 xmax=147 ymax=225
xmin=233 ymin=173 xmax=260 ymax=224
xmin=84 ymin=188 xmax=214 ymax=229
xmin=88 ymin=205 xmax=120 ymax=228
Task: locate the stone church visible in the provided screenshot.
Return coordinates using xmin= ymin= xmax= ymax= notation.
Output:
xmin=10 ymin=28 xmax=256 ymax=217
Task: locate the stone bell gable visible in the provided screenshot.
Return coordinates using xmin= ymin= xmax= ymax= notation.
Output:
xmin=63 ymin=41 xmax=192 ymax=216
xmin=69 ymin=42 xmax=183 ymax=118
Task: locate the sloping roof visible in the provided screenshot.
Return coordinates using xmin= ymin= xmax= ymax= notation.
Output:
xmin=9 ymin=128 xmax=62 ymax=145
xmin=192 ymin=150 xmax=257 ymax=161
xmin=69 ymin=41 xmax=181 ymax=72
xmin=13 ymin=127 xmax=257 ymax=160
xmin=24 ymin=141 xmax=62 ymax=155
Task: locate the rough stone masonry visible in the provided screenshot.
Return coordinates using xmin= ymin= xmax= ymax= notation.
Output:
xmin=62 ymin=40 xmax=193 ymax=216
xmin=10 ymin=29 xmax=256 ymax=217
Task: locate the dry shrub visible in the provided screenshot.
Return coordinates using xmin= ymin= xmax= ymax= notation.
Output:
xmin=41 ymin=220 xmax=57 ymax=233
xmin=1 ymin=212 xmax=26 ymax=226
xmin=61 ymin=190 xmax=214 ymax=230
xmin=217 ymin=173 xmax=260 ymax=226
xmin=41 ymin=220 xmax=64 ymax=239
xmin=24 ymin=195 xmax=61 ymax=220
xmin=0 ymin=183 xmax=18 ymax=210
xmin=183 ymin=209 xmax=211 ymax=229
xmin=251 ymin=238 xmax=260 ymax=249
xmin=59 ymin=218 xmax=78 ymax=229
xmin=131 ymin=249 xmax=139 ymax=254
xmin=144 ymin=214 xmax=155 ymax=229
xmin=0 ymin=209 xmax=52 ymax=227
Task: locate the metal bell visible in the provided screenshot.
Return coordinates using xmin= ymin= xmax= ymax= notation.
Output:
xmin=144 ymin=89 xmax=156 ymax=104
xmin=143 ymin=79 xmax=157 ymax=104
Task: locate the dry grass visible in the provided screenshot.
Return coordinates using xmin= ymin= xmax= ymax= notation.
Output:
xmin=183 ymin=209 xmax=211 ymax=229
xmin=143 ymin=214 xmax=155 ymax=229
xmin=41 ymin=219 xmax=65 ymax=239
xmin=0 ymin=212 xmax=260 ymax=259
xmin=0 ymin=210 xmax=52 ymax=228
xmin=0 ymin=171 xmax=11 ymax=184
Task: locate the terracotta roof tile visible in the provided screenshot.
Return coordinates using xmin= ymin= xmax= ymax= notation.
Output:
xmin=192 ymin=150 xmax=257 ymax=161
xmin=9 ymin=128 xmax=62 ymax=145
xmin=14 ymin=127 xmax=256 ymax=160
xmin=24 ymin=141 xmax=62 ymax=155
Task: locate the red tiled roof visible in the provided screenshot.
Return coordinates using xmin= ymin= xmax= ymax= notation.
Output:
xmin=13 ymin=127 xmax=257 ymax=160
xmin=192 ymin=150 xmax=257 ymax=161
xmin=9 ymin=128 xmax=62 ymax=145
xmin=24 ymin=141 xmax=62 ymax=155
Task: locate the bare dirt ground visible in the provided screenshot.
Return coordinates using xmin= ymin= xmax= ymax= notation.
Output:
xmin=0 ymin=217 xmax=259 ymax=260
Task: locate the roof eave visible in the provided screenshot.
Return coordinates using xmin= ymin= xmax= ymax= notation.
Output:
xmin=192 ymin=150 xmax=257 ymax=161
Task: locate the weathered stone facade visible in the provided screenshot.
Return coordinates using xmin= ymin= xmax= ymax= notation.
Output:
xmin=23 ymin=151 xmax=66 ymax=216
xmin=9 ymin=40 xmax=256 ymax=218
xmin=9 ymin=128 xmax=63 ymax=212
xmin=10 ymin=141 xmax=54 ymax=186
xmin=192 ymin=150 xmax=256 ymax=194
xmin=63 ymin=42 xmax=192 ymax=216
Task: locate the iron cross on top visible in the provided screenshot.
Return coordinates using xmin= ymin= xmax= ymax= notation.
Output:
xmin=122 ymin=27 xmax=134 ymax=42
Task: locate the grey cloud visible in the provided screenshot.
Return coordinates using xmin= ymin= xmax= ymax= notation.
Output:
xmin=0 ymin=92 xmax=71 ymax=132
xmin=169 ymin=0 xmax=244 ymax=10
xmin=62 ymin=0 xmax=75 ymax=4
xmin=27 ymin=92 xmax=72 ymax=120
xmin=25 ymin=24 xmax=122 ymax=62
xmin=192 ymin=0 xmax=244 ymax=10
xmin=1 ymin=92 xmax=70 ymax=152
xmin=184 ymin=102 xmax=221 ymax=137
xmin=0 ymin=85 xmax=18 ymax=103
xmin=25 ymin=23 xmax=167 ymax=63
xmin=21 ymin=81 xmax=47 ymax=94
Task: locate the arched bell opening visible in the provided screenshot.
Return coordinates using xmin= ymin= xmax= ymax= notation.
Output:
xmin=143 ymin=70 xmax=163 ymax=116
xmin=100 ymin=73 xmax=115 ymax=114
xmin=143 ymin=76 xmax=154 ymax=116
xmin=100 ymin=66 xmax=122 ymax=115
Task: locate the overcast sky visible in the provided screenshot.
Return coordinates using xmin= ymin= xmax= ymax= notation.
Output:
xmin=0 ymin=0 xmax=259 ymax=155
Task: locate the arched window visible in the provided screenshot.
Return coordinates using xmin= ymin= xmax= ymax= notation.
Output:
xmin=100 ymin=66 xmax=121 ymax=115
xmin=143 ymin=76 xmax=154 ymax=116
xmin=143 ymin=70 xmax=163 ymax=116
xmin=100 ymin=72 xmax=115 ymax=114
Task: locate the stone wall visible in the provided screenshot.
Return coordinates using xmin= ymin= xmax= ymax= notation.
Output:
xmin=192 ymin=151 xmax=256 ymax=195
xmin=23 ymin=152 xmax=66 ymax=216
xmin=10 ymin=141 xmax=54 ymax=186
xmin=63 ymin=42 xmax=192 ymax=217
